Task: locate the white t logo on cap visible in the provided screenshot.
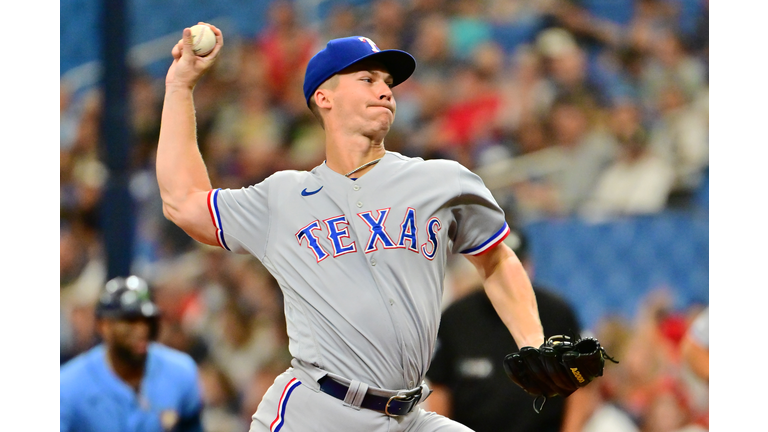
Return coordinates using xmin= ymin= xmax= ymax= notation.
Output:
xmin=358 ymin=37 xmax=380 ymax=52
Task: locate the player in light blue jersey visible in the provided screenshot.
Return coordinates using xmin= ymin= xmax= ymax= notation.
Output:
xmin=60 ymin=276 xmax=203 ymax=432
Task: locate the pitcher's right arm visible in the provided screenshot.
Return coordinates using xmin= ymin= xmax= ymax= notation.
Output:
xmin=156 ymin=23 xmax=223 ymax=246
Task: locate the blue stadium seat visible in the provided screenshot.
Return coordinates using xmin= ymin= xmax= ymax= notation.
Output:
xmin=490 ymin=17 xmax=543 ymax=54
xmin=580 ymin=0 xmax=636 ymax=26
xmin=526 ymin=211 xmax=708 ymax=330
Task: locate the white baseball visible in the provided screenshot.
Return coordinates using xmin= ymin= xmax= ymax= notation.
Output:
xmin=190 ymin=24 xmax=215 ymax=56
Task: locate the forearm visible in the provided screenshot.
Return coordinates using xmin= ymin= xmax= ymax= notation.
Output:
xmin=156 ymin=85 xmax=212 ymax=221
xmin=483 ymin=254 xmax=544 ymax=348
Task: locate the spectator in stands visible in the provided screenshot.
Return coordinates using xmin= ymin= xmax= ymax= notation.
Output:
xmin=511 ymin=95 xmax=616 ymax=220
xmin=395 ymin=13 xmax=458 ymax=149
xmin=678 ymin=306 xmax=709 ymax=431
xmin=255 ymin=0 xmax=317 ymax=104
xmin=426 ymin=228 xmax=591 ymax=432
xmin=640 ymin=29 xmax=706 ymax=113
xmin=511 ymin=115 xmax=550 ymax=158
xmin=496 ymin=45 xmax=555 ymax=137
xmin=447 ymin=0 xmax=494 ymax=60
xmin=61 ymin=91 xmax=110 ymax=362
xmin=360 ymin=0 xmax=411 ymax=50
xmin=608 ymin=45 xmax=647 ymax=105
xmin=61 ymin=89 xmax=108 ymax=233
xmin=60 ymin=222 xmax=106 ymax=364
xmin=60 ymin=83 xmax=81 ymax=152
xmin=584 ymin=289 xmax=700 ymax=432
xmin=130 ymin=70 xmax=163 ymax=156
xmin=625 ymin=0 xmax=678 ymax=55
xmin=579 ymin=317 xmax=640 ymax=432
xmin=647 ymin=83 xmax=709 ymax=205
xmin=405 ymin=0 xmax=450 ymax=25
xmin=198 ymin=361 xmax=247 ymax=432
xmin=680 ymin=307 xmax=708 ymax=383
xmin=207 ymin=83 xmax=287 ymax=184
xmin=410 ymin=13 xmax=461 ymax=82
xmin=580 ymin=101 xmax=675 ymax=218
xmin=321 ymin=2 xmax=360 ymax=42
xmin=430 ymin=61 xmax=504 ymax=168
xmin=641 ymin=382 xmax=703 ymax=432
xmin=540 ymin=0 xmax=624 ymax=53
xmin=536 ymin=27 xmax=611 ymax=113
xmin=203 ymin=299 xmax=284 ymax=396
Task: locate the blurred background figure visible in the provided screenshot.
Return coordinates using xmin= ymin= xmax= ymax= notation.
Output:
xmin=680 ymin=307 xmax=708 ymax=384
xmin=60 ymin=220 xmax=105 ymax=364
xmin=60 ymin=276 xmax=203 ymax=432
xmin=197 ymin=361 xmax=247 ymax=432
xmin=536 ymin=27 xmax=611 ymax=113
xmin=580 ymin=100 xmax=675 ymax=218
xmin=578 ymin=290 xmax=708 ymax=432
xmin=677 ymin=306 xmax=709 ymax=431
xmin=647 ymin=83 xmax=708 ymax=208
xmin=426 ymin=228 xmax=591 ymax=432
xmin=254 ymin=0 xmax=317 ymax=106
xmin=510 ymin=94 xmax=617 ymax=220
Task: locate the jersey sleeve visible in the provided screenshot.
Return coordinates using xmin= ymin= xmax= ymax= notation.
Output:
xmin=209 ymin=178 xmax=272 ymax=260
xmin=450 ymin=163 xmax=509 ymax=255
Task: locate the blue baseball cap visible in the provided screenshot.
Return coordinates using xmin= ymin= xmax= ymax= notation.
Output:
xmin=303 ymin=36 xmax=416 ymax=106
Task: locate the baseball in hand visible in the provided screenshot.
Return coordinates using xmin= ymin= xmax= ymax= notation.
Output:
xmin=190 ymin=24 xmax=215 ymax=56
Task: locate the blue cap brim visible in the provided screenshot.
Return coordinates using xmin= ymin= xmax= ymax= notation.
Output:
xmin=304 ymin=45 xmax=416 ymax=105
xmin=348 ymin=49 xmax=416 ymax=88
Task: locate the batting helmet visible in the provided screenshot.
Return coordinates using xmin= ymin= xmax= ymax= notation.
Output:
xmin=96 ymin=275 xmax=161 ymax=338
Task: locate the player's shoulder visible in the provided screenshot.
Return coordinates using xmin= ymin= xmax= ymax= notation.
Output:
xmin=268 ymin=169 xmax=313 ymax=182
xmin=60 ymin=345 xmax=103 ymax=390
xmin=217 ymin=169 xmax=313 ymax=202
xmin=387 ymin=151 xmax=459 ymax=169
xmin=232 ymin=169 xmax=312 ymax=190
xmin=386 ymin=152 xmax=467 ymax=181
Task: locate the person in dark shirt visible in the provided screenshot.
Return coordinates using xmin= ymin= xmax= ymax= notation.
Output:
xmin=427 ymin=228 xmax=592 ymax=432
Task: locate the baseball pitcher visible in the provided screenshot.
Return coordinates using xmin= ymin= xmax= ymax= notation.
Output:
xmin=157 ymin=24 xmax=548 ymax=432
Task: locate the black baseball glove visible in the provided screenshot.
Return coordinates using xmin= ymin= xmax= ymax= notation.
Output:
xmin=503 ymin=335 xmax=618 ymax=412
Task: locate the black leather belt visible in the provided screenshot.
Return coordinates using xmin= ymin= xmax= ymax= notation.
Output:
xmin=317 ymin=376 xmax=422 ymax=416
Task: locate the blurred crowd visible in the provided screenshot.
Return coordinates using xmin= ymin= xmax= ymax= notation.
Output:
xmin=60 ymin=0 xmax=709 ymax=431
xmin=573 ymin=288 xmax=709 ymax=432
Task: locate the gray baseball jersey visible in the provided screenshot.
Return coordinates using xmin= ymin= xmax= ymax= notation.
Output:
xmin=208 ymin=151 xmax=509 ymax=424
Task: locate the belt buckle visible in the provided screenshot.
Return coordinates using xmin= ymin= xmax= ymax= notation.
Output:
xmin=384 ymin=394 xmax=413 ymax=417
